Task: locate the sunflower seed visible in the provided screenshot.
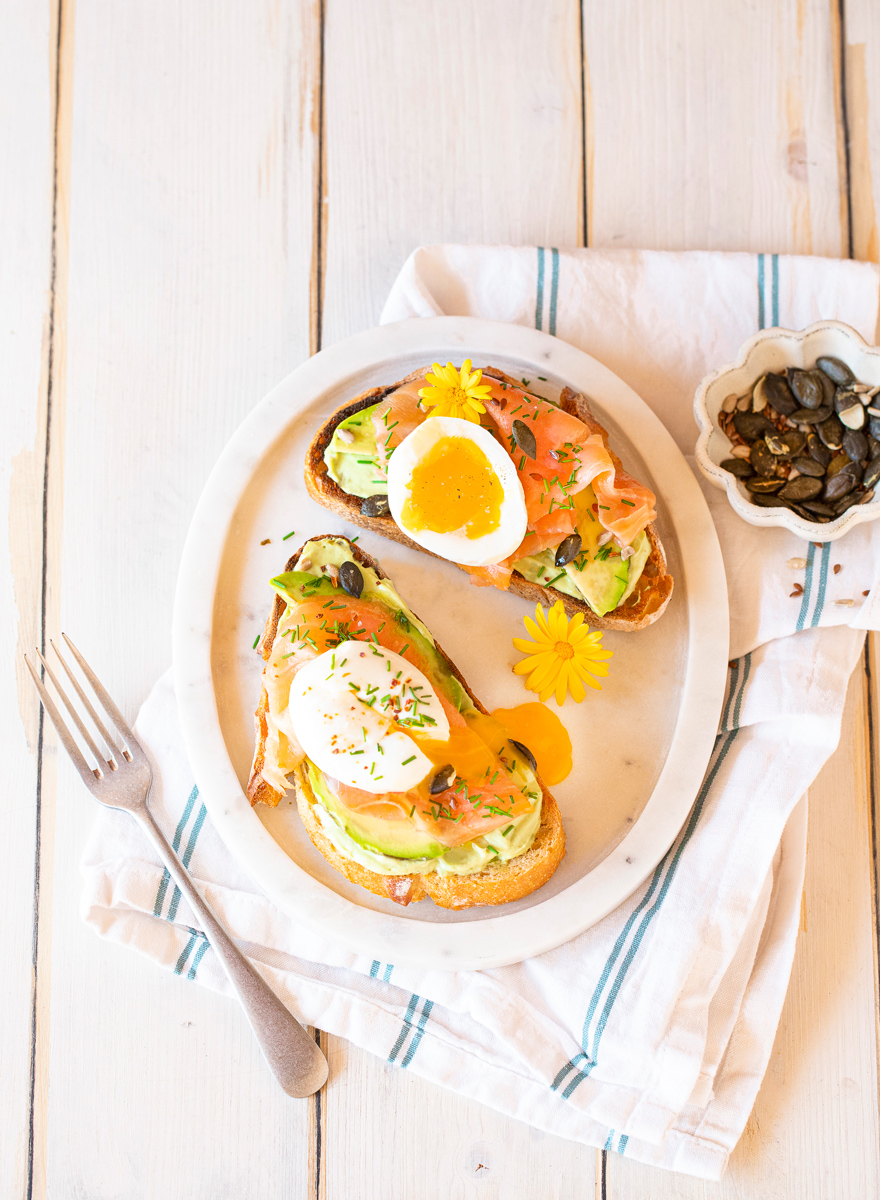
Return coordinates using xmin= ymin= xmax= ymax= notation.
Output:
xmin=751 ymin=379 xmax=769 ymax=412
xmin=620 ymin=544 xmax=636 ymax=560
xmin=736 ymin=394 xmax=752 ymax=411
xmin=853 ymin=383 xmax=872 ymax=394
xmin=598 ymin=531 xmax=614 ymax=546
xmin=835 ymin=598 xmax=856 ymax=606
xmin=339 ymin=560 xmax=364 ymax=598
xmin=298 ymin=557 xmax=312 ymax=572
xmin=337 ymin=427 xmax=355 ymax=444
xmin=788 ymin=557 xmax=808 ymax=569
xmin=512 ymin=419 xmax=537 ymax=459
xmin=509 ymin=740 xmax=538 ymax=772
xmin=721 ymin=392 xmax=739 ymax=413
xmin=731 ymin=444 xmax=752 ymax=459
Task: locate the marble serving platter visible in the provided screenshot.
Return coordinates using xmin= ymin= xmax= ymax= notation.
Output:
xmin=172 ymin=316 xmax=729 ymax=971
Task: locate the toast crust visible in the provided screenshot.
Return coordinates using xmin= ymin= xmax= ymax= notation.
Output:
xmin=246 ymin=538 xmax=566 ymax=908
xmin=303 ymin=366 xmax=673 ymax=631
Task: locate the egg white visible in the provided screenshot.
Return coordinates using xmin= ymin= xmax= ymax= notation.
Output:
xmin=287 ymin=645 xmax=450 ymax=794
xmin=386 ymin=416 xmax=528 ymax=566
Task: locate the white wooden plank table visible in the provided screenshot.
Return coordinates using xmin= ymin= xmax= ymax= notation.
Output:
xmin=3 ymin=2 xmax=879 ymax=1196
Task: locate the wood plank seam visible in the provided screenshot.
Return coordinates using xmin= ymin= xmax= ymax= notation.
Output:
xmin=578 ymin=0 xmax=588 ymax=247
xmin=27 ymin=0 xmax=70 ymax=1196
xmin=310 ymin=0 xmax=327 ymax=358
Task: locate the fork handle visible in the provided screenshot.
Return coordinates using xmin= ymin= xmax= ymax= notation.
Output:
xmin=133 ymin=805 xmax=328 ymax=1098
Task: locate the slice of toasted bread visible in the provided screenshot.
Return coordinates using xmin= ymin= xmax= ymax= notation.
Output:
xmin=303 ymin=367 xmax=673 ymax=631
xmin=247 ymin=537 xmax=566 ymax=909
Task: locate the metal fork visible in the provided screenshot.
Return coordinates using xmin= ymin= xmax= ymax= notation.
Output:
xmin=25 ymin=634 xmax=328 ymax=1098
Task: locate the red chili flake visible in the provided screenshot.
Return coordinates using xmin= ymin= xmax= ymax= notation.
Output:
xmin=728 ymin=660 xmax=738 ymax=669
xmin=833 ymin=564 xmax=842 ymax=575
xmin=592 ymin=503 xmax=599 ymax=513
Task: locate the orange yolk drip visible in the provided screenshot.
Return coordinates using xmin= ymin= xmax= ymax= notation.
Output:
xmin=468 ymin=704 xmax=573 ymax=786
xmin=402 ymin=436 xmax=502 ymax=540
xmin=413 ymin=725 xmax=497 ymax=781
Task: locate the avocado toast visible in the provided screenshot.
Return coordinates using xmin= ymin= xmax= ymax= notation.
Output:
xmin=304 ymin=367 xmax=673 ymax=632
xmin=248 ymin=535 xmax=566 ymax=909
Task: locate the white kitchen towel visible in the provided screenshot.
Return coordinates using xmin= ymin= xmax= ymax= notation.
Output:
xmin=83 ymin=248 xmax=880 ymax=1180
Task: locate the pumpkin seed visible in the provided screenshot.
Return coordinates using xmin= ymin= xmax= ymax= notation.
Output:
xmin=429 ymin=765 xmax=455 ymax=795
xmin=816 ymin=355 xmax=855 ymax=386
xmin=360 ymin=494 xmax=390 ymax=517
xmin=817 ymin=370 xmax=837 ymax=407
xmin=766 ymin=430 xmax=806 ymax=457
xmin=509 ymin=740 xmax=538 ymax=772
xmin=780 ymin=476 xmax=823 ymax=501
xmin=870 ymin=416 xmax=880 ymax=440
xmin=746 ymin=477 xmax=785 ymax=494
xmin=807 ymin=432 xmax=832 ymax=467
xmin=818 ymin=414 xmax=845 ymax=449
xmin=823 ymin=472 xmax=856 ymax=502
xmin=339 ymin=560 xmax=364 ymax=598
xmin=749 ymin=440 xmax=777 ymax=477
xmin=734 ymin=411 xmax=776 ymax=441
xmin=554 ymin=532 xmax=582 ymax=566
xmin=792 ymin=456 xmax=825 ymax=477
xmin=512 ymin=419 xmax=537 ymax=459
xmin=751 ymin=379 xmax=769 ymax=412
xmin=749 ymin=492 xmax=790 ymax=508
xmin=791 ymin=404 xmax=833 ymax=424
xmin=862 ymin=455 xmax=880 ymax=489
xmin=762 ymin=373 xmax=798 ymax=415
xmin=801 ymin=500 xmax=837 ymax=517
xmin=721 ymin=458 xmax=755 ymax=478
xmin=834 ymin=389 xmax=859 ymax=413
xmin=843 ymin=429 xmax=868 ymax=462
xmin=789 ymin=370 xmax=824 ymax=409
xmin=827 ymin=452 xmax=850 ymax=478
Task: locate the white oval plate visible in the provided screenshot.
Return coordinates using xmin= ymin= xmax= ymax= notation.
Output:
xmin=173 ymin=317 xmax=728 ymax=971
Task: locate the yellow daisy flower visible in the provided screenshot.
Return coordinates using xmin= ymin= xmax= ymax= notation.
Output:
xmin=512 ymin=600 xmax=613 ymax=706
xmin=418 ymin=359 xmax=493 ymax=423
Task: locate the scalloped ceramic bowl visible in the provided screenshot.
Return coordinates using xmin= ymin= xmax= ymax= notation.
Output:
xmin=694 ymin=320 xmax=880 ymax=542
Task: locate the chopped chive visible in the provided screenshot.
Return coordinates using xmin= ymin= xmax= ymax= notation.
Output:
xmin=282 ymin=529 xmax=296 ymax=541
xmin=621 ymin=499 xmax=635 ymax=507
xmin=537 ymin=376 xmax=547 ymax=381
xmin=502 ymin=825 xmax=514 ymax=837
xmin=546 ymin=571 xmax=566 ymax=587
xmin=409 ymin=805 xmax=416 ymax=818
xmin=252 ymin=634 xmax=260 ymax=649
xmin=402 ymin=755 xmax=416 ymax=765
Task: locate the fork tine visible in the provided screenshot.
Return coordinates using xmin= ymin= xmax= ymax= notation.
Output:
xmin=34 ymin=647 xmax=111 ymax=770
xmin=24 ymin=654 xmax=98 ymax=786
xmin=49 ymin=639 xmax=120 ymax=763
xmin=61 ymin=633 xmax=135 ymax=743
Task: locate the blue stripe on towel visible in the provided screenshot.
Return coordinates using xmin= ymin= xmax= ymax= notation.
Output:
xmin=388 ymin=994 xmax=420 ymax=1064
xmin=757 ymin=254 xmax=765 ymax=330
xmin=167 ymin=801 xmax=208 ymax=922
xmin=771 ymin=253 xmax=779 ymax=327
xmin=810 ymin=542 xmax=831 ymax=627
xmin=400 ymin=998 xmax=434 ymax=1068
xmin=186 ymin=935 xmax=211 ymax=981
xmin=153 ymin=785 xmax=199 ymax=917
xmin=796 ymin=542 xmax=817 ymax=631
xmin=549 ymin=247 xmax=560 ymax=336
xmin=535 ymin=247 xmax=546 ymax=331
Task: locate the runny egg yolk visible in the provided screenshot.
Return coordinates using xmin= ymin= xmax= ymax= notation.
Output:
xmin=467 ymin=704 xmax=573 ymax=786
xmin=401 ymin=436 xmax=502 ymax=540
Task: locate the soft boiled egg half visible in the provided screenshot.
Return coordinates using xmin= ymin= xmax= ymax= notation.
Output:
xmin=386 ymin=416 xmax=528 ymax=566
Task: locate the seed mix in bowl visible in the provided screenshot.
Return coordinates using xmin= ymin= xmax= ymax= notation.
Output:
xmin=718 ymin=355 xmax=880 ymax=523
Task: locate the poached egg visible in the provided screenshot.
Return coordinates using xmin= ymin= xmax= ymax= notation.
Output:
xmin=288 ymin=644 xmax=450 ymax=793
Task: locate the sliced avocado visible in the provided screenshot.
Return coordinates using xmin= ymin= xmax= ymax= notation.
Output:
xmin=563 ymin=507 xmax=629 ymax=616
xmin=323 ymin=402 xmax=386 ymax=498
xmin=308 ymin=766 xmax=446 ymax=861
